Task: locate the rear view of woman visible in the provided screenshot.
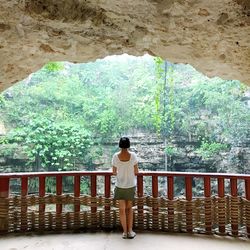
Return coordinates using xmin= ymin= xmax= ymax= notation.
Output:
xmin=112 ymin=137 xmax=139 ymax=239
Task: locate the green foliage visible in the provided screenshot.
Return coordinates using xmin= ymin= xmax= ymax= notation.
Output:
xmin=196 ymin=139 xmax=228 ymax=159
xmin=44 ymin=62 xmax=64 ymax=72
xmin=5 ymin=118 xmax=92 ymax=171
xmin=0 ymin=56 xmax=174 ymax=141
xmin=80 ymin=178 xmax=90 ymax=194
xmin=0 ymin=94 xmax=5 ymax=108
xmin=154 ymin=57 xmax=165 ymax=78
xmin=165 ymin=145 xmax=178 ymax=156
xmin=166 ymin=65 xmax=175 ymax=133
xmin=153 ymin=57 xmax=164 ymax=134
xmin=0 ymin=143 xmax=19 ymax=157
xmin=0 ymin=137 xmax=9 ymax=145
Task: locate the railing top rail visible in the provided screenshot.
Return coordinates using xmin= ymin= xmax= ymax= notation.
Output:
xmin=0 ymin=170 xmax=249 ymax=179
xmin=140 ymin=171 xmax=250 ymax=179
xmin=0 ymin=170 xmax=113 ymax=178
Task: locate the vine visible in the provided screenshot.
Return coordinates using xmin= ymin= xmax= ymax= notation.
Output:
xmin=153 ymin=57 xmax=175 ymax=137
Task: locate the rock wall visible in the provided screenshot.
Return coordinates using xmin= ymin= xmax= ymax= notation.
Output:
xmin=0 ymin=0 xmax=250 ymax=92
xmin=113 ymin=132 xmax=250 ymax=174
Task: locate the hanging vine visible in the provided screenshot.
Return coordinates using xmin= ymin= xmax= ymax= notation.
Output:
xmin=154 ymin=57 xmax=165 ymax=134
xmin=153 ymin=57 xmax=175 ymax=137
xmin=168 ymin=65 xmax=175 ymax=133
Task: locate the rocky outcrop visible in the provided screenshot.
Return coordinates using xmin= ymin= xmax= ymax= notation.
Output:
xmin=0 ymin=0 xmax=250 ymax=92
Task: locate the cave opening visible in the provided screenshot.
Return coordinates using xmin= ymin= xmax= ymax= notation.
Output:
xmin=0 ymin=54 xmax=249 ymax=196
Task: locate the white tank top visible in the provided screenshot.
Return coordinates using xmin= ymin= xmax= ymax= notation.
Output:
xmin=112 ymin=152 xmax=138 ymax=188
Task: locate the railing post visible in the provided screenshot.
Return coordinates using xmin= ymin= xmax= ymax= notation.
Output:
xmin=56 ymin=176 xmax=62 ymax=213
xmin=204 ymin=176 xmax=212 ymax=234
xmin=39 ymin=176 xmax=46 ymax=211
xmin=0 ymin=177 xmax=9 ymax=234
xmin=104 ymin=175 xmax=111 ymax=227
xmin=91 ymin=175 xmax=97 ymax=214
xmin=185 ymin=176 xmax=193 ymax=233
xmin=104 ymin=175 xmax=111 ymax=210
xmin=137 ymin=175 xmax=144 ymax=230
xmin=74 ymin=175 xmax=80 ymax=229
xmin=39 ymin=176 xmax=46 ymax=231
xmin=218 ymin=177 xmax=225 ymax=234
xmin=245 ymin=179 xmax=250 ymax=238
xmin=152 ymin=175 xmax=158 ymax=230
xmin=90 ymin=175 xmax=97 ymax=227
xmin=21 ymin=177 xmax=28 ymax=232
xmin=167 ymin=176 xmax=174 ymax=231
xmin=56 ymin=175 xmax=63 ymax=230
xmin=230 ymin=178 xmax=238 ymax=236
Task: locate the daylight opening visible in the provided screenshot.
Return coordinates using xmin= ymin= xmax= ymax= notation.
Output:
xmin=0 ymin=54 xmax=249 ymax=196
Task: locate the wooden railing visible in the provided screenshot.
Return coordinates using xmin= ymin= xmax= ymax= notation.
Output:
xmin=0 ymin=171 xmax=249 ymax=238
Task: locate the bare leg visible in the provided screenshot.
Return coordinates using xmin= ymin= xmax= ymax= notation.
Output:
xmin=119 ymin=200 xmax=127 ymax=233
xmin=126 ymin=200 xmax=133 ymax=233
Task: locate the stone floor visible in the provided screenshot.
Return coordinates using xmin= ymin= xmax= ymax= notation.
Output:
xmin=1 ymin=231 xmax=249 ymax=250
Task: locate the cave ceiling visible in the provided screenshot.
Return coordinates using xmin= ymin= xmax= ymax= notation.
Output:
xmin=0 ymin=0 xmax=249 ymax=92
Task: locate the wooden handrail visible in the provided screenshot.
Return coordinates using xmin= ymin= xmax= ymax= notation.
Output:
xmin=0 ymin=170 xmax=249 ymax=179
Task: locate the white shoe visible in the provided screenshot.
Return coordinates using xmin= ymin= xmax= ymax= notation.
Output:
xmin=122 ymin=232 xmax=127 ymax=239
xmin=128 ymin=231 xmax=136 ymax=239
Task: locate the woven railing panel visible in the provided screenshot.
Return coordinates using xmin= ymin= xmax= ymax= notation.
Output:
xmin=1 ymin=194 xmax=249 ymax=237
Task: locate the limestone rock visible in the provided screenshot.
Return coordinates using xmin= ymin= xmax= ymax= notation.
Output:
xmin=0 ymin=0 xmax=249 ymax=92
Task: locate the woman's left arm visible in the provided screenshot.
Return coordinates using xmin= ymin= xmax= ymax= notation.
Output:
xmin=134 ymin=164 xmax=139 ymax=175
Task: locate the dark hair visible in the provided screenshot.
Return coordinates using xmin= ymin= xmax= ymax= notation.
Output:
xmin=119 ymin=137 xmax=130 ymax=148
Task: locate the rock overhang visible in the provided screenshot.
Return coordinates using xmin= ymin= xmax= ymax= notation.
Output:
xmin=0 ymin=0 xmax=249 ymax=92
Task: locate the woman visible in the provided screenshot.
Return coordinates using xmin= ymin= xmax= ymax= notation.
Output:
xmin=112 ymin=137 xmax=139 ymax=239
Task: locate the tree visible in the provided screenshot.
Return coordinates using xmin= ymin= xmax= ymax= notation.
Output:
xmin=5 ymin=118 xmax=93 ymax=171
